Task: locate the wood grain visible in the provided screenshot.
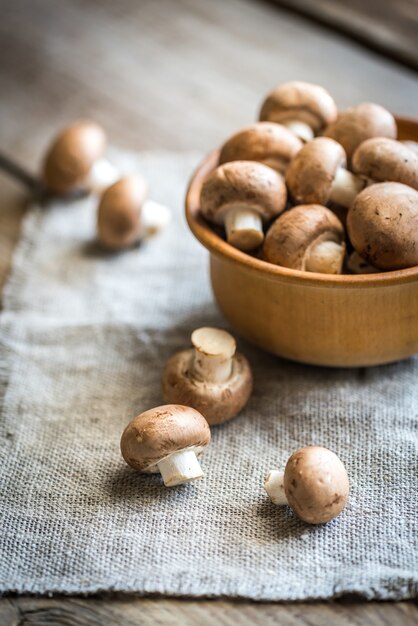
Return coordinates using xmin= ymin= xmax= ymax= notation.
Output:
xmin=0 ymin=0 xmax=417 ymax=621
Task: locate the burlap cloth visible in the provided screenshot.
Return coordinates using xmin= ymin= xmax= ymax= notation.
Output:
xmin=0 ymin=151 xmax=417 ymax=600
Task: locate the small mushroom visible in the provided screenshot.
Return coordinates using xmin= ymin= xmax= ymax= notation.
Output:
xmin=120 ymin=404 xmax=211 ymax=487
xmin=347 ymin=251 xmax=378 ymax=274
xmin=259 ymin=81 xmax=337 ymax=142
xmin=200 ymin=161 xmax=287 ymax=251
xmin=324 ymin=103 xmax=397 ymax=162
xmin=263 ymin=204 xmax=345 ymax=274
xmin=286 ymin=137 xmax=365 ymax=209
xmin=352 ymin=138 xmax=418 ymax=191
xmin=162 ymin=327 xmax=253 ymax=425
xmin=347 ymin=182 xmax=418 ymax=270
xmin=264 ymin=446 xmax=349 ymax=524
xmin=97 ymin=175 xmax=171 ymax=250
xmin=218 ymin=122 xmax=302 ymax=175
xmin=42 ymin=120 xmax=119 ymax=195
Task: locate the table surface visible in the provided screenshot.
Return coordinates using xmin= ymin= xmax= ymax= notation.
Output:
xmin=0 ymin=0 xmax=417 ymax=623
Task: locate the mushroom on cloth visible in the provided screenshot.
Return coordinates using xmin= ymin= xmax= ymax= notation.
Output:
xmin=120 ymin=405 xmax=211 ymax=487
xmin=263 ymin=204 xmax=345 ymax=274
xmin=97 ymin=175 xmax=171 ymax=250
xmin=259 ymin=81 xmax=337 ymax=142
xmin=42 ymin=120 xmax=118 ymax=195
xmin=162 ymin=327 xmax=253 ymax=426
xmin=200 ymin=160 xmax=287 ymax=251
xmin=264 ymin=446 xmax=349 ymax=524
xmin=218 ymin=122 xmax=302 ymax=175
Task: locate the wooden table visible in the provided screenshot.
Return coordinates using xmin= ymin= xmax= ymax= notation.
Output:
xmin=0 ymin=0 xmax=417 ymax=623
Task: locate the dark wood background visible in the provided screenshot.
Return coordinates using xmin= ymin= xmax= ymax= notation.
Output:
xmin=0 ymin=0 xmax=417 ymax=623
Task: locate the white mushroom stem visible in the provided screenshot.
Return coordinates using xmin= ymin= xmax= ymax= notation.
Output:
xmin=191 ymin=327 xmax=236 ymax=384
xmin=283 ymin=120 xmax=314 ymax=143
xmin=306 ymin=240 xmax=345 ymax=274
xmin=224 ymin=205 xmax=264 ymax=251
xmin=140 ymin=200 xmax=171 ymax=237
xmin=85 ymin=157 xmax=120 ymax=193
xmin=157 ymin=449 xmax=203 ymax=487
xmin=329 ymin=167 xmax=365 ymax=208
xmin=347 ymin=251 xmax=378 ymax=274
xmin=264 ymin=470 xmax=288 ymax=505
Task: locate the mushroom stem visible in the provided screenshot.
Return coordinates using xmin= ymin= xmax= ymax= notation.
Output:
xmin=283 ymin=120 xmax=314 ymax=143
xmin=85 ymin=157 xmax=119 ymax=192
xmin=140 ymin=200 xmax=171 ymax=237
xmin=305 ymin=239 xmax=345 ymax=274
xmin=347 ymin=251 xmax=378 ymax=274
xmin=157 ymin=449 xmax=203 ymax=487
xmin=191 ymin=327 xmax=236 ymax=384
xmin=264 ymin=470 xmax=288 ymax=505
xmin=224 ymin=205 xmax=264 ymax=251
xmin=329 ymin=167 xmax=365 ymax=208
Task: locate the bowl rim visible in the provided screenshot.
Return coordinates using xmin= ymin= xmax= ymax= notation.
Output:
xmin=185 ymin=116 xmax=418 ymax=289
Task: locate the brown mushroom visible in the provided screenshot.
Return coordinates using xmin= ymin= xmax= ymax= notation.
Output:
xmin=263 ymin=204 xmax=345 ymax=274
xmin=347 ymin=182 xmax=418 ymax=270
xmin=97 ymin=175 xmax=171 ymax=250
xmin=120 ymin=404 xmax=211 ymax=487
xmin=264 ymin=446 xmax=349 ymax=524
xmin=162 ymin=327 xmax=253 ymax=426
xmin=324 ymin=103 xmax=397 ymax=162
xmin=42 ymin=120 xmax=118 ymax=195
xmin=259 ymin=81 xmax=337 ymax=142
xmin=286 ymin=137 xmax=365 ymax=208
xmin=352 ymin=138 xmax=418 ymax=191
xmin=218 ymin=122 xmax=302 ymax=174
xmin=200 ymin=161 xmax=287 ymax=251
xmin=347 ymin=251 xmax=378 ymax=274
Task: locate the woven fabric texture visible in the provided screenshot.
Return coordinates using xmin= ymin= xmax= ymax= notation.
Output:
xmin=0 ymin=152 xmax=417 ymax=600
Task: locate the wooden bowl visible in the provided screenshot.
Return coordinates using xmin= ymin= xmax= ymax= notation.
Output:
xmin=185 ymin=117 xmax=418 ymax=367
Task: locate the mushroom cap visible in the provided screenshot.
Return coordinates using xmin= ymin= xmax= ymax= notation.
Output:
xmin=263 ymin=204 xmax=345 ymax=270
xmin=43 ymin=120 xmax=107 ymax=194
xmin=259 ymin=81 xmax=337 ymax=132
xmin=97 ymin=175 xmax=148 ymax=249
xmin=352 ymin=138 xmax=418 ymax=190
xmin=284 ymin=446 xmax=349 ymax=524
xmin=324 ymin=103 xmax=397 ymax=161
xmin=200 ymin=161 xmax=287 ymax=225
xmin=347 ymin=182 xmax=418 ymax=270
xmin=218 ymin=122 xmax=302 ymax=174
xmin=162 ymin=349 xmax=253 ymax=426
xmin=120 ymin=404 xmax=211 ymax=472
xmin=286 ymin=137 xmax=346 ymax=205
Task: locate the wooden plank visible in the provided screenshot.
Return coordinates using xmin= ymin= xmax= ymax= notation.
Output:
xmin=270 ymin=0 xmax=418 ymax=71
xmin=0 ymin=596 xmax=417 ymax=626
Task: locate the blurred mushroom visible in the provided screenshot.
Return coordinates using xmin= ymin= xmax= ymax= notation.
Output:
xmin=347 ymin=182 xmax=418 ymax=270
xmin=324 ymin=103 xmax=397 ymax=162
xmin=286 ymin=137 xmax=365 ymax=208
xmin=347 ymin=251 xmax=378 ymax=274
xmin=259 ymin=81 xmax=337 ymax=142
xmin=218 ymin=122 xmax=302 ymax=175
xmin=264 ymin=446 xmax=349 ymax=524
xmin=162 ymin=327 xmax=253 ymax=425
xmin=352 ymin=138 xmax=418 ymax=190
xmin=97 ymin=175 xmax=171 ymax=250
xmin=42 ymin=120 xmax=119 ymax=195
xmin=200 ymin=161 xmax=287 ymax=251
xmin=402 ymin=141 xmax=418 ymax=157
xmin=263 ymin=204 xmax=345 ymax=274
xmin=120 ymin=404 xmax=211 ymax=487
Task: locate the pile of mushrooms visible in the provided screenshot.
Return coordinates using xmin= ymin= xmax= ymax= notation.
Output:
xmin=200 ymin=81 xmax=418 ymax=274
